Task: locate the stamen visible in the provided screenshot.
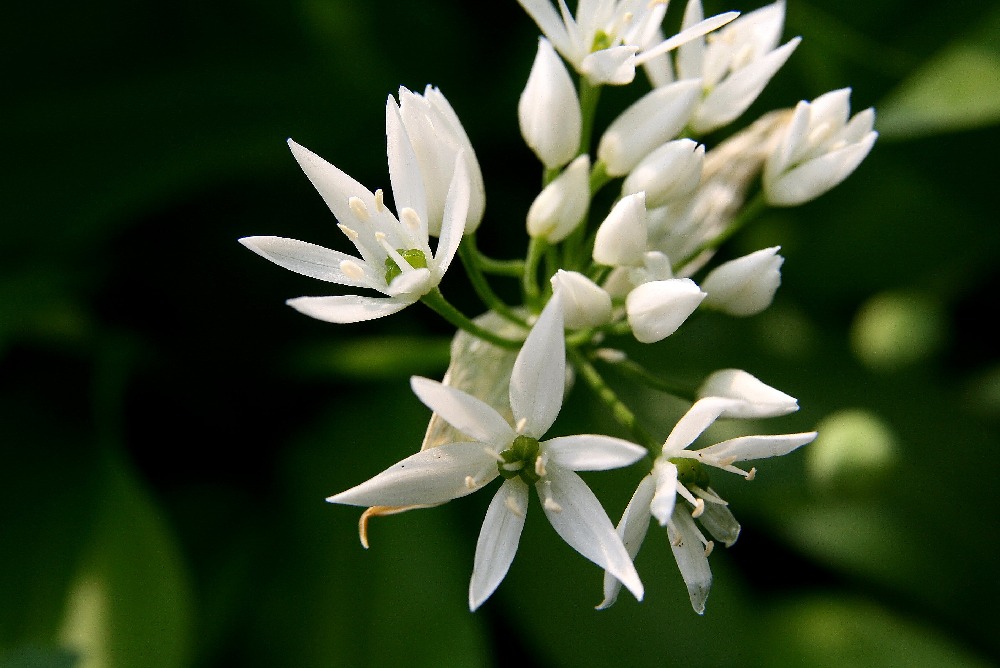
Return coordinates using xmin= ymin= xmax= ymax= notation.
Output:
xmin=464 ymin=476 xmax=476 ymax=490
xmin=374 ymin=189 xmax=386 ymax=212
xmin=534 ymin=455 xmax=547 ymax=478
xmin=690 ymin=485 xmax=727 ymax=505
xmin=515 ymin=417 xmax=528 ymax=434
xmin=400 ymin=207 xmax=422 ymax=234
xmin=543 ymin=497 xmax=562 ymax=513
xmin=340 ymin=260 xmax=366 ymax=282
xmin=691 ymin=498 xmax=705 ymax=518
xmin=483 ymin=447 xmax=505 ymax=463
xmin=338 ymin=224 xmax=359 ymax=242
xmin=348 ymin=196 xmax=370 ymax=221
xmin=704 ymin=540 xmax=715 ymax=557
xmin=745 ymin=467 xmax=757 ymax=481
xmin=501 ymin=461 xmax=523 ymax=472
xmin=675 ymin=482 xmax=699 ymax=507
xmin=504 ymin=494 xmax=525 ymax=517
xmin=718 ymin=456 xmax=738 ymax=467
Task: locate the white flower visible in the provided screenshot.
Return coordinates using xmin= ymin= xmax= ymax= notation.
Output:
xmin=388 ymin=86 xmax=486 ymax=234
xmin=763 ymin=88 xmax=878 ymax=206
xmin=621 ymin=139 xmax=705 ymax=208
xmin=520 ymin=38 xmax=582 ymax=169
xmin=517 ymin=0 xmax=738 ymax=85
xmin=600 ymin=396 xmax=815 ymax=613
xmin=326 ymin=295 xmax=647 ymax=610
xmin=240 ymin=140 xmax=470 ymax=323
xmin=597 ymin=79 xmax=702 ymax=176
xmin=626 ymin=278 xmax=706 ymax=343
xmin=550 ymin=270 xmax=613 ymax=329
xmin=526 ymin=155 xmax=591 ymax=242
xmin=676 ymin=0 xmax=800 ymax=134
xmin=701 ymin=246 xmax=783 ymax=316
xmin=697 ymin=368 xmax=799 ymax=418
xmin=593 ymin=192 xmax=648 ymax=267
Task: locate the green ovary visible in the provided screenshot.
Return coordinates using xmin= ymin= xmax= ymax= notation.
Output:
xmin=497 ymin=435 xmax=542 ymax=485
xmin=384 ymin=248 xmax=428 ymax=285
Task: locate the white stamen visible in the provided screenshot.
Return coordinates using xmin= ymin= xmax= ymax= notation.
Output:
xmin=675 ymin=482 xmax=699 ymax=507
xmin=594 ymin=348 xmax=627 ymax=363
xmin=501 ymin=461 xmax=523 ymax=472
xmin=374 ymin=189 xmax=386 ymax=212
xmin=718 ymin=456 xmax=738 ymax=467
xmin=338 ymin=224 xmax=359 ymax=242
xmin=340 ymin=260 xmax=366 ymax=282
xmin=348 ymin=197 xmax=370 ymax=221
xmin=690 ymin=485 xmax=728 ymax=505
xmin=505 ymin=494 xmax=525 ymax=517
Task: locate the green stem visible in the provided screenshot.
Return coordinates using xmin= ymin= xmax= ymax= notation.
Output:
xmin=421 ymin=289 xmax=522 ymax=350
xmin=568 ymin=347 xmax=659 ymax=451
xmin=458 ymin=236 xmax=529 ymax=327
xmin=594 ymin=352 xmax=696 ymax=402
xmin=477 ymin=255 xmax=525 ymax=277
xmin=578 ymin=78 xmax=602 ymax=156
xmin=522 ymin=237 xmax=547 ymax=310
xmin=674 ymin=191 xmax=768 ymax=272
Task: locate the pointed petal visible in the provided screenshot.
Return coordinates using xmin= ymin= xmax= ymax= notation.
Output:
xmin=625 ymin=277 xmax=706 ymax=343
xmin=580 ymin=46 xmax=638 ymax=86
xmin=434 ymin=155 xmax=470 ymax=278
xmin=540 ymin=467 xmax=644 ymax=601
xmin=510 ymin=294 xmax=566 ymax=437
xmin=239 ymin=236 xmax=375 ymax=287
xmin=662 ymin=397 xmax=729 ymax=454
xmin=697 ymin=431 xmax=817 ymax=461
xmin=287 ymin=139 xmax=377 ymax=229
xmin=668 ymin=509 xmax=712 ymax=614
xmin=287 ymin=294 xmax=412 ymax=323
xmin=650 ymin=460 xmax=678 ymax=525
xmin=697 ymin=368 xmax=799 ymax=418
xmin=386 ymin=95 xmax=429 ymax=232
xmin=469 ymin=480 xmax=528 ymax=610
xmin=544 ymin=435 xmax=646 ymax=471
xmin=326 ymin=442 xmax=499 ymax=507
xmin=635 ymin=11 xmax=741 ymax=65
xmin=597 ymin=475 xmax=655 ymax=609
xmin=698 ymin=495 xmax=741 ymax=547
xmin=517 ymin=0 xmax=573 ymax=55
xmin=410 ymin=376 xmax=515 ymax=448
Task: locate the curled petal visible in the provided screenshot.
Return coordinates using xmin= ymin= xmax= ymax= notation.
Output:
xmin=650 ymin=460 xmax=678 ymax=525
xmin=663 ymin=397 xmax=730 ymax=454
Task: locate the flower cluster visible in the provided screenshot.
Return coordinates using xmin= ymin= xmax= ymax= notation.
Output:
xmin=241 ymin=0 xmax=873 ymax=613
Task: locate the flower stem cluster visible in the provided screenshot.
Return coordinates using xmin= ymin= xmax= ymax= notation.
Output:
xmin=240 ymin=0 xmax=875 ymax=615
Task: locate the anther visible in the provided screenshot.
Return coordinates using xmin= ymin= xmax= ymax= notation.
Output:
xmin=534 ymin=456 xmax=547 ymax=478
xmin=692 ymin=498 xmax=705 ymax=518
xmin=338 ymin=224 xmax=360 ymax=241
xmin=704 ymin=540 xmax=715 ymax=557
xmin=340 ymin=260 xmax=366 ymax=282
xmin=745 ymin=467 xmax=757 ymax=481
xmin=374 ymin=189 xmax=386 ymax=212
xmin=504 ymin=494 xmax=525 ymax=517
xmin=348 ymin=197 xmax=370 ymax=221
xmin=464 ymin=476 xmax=476 ymax=490
xmin=543 ymin=497 xmax=562 ymax=513
xmin=400 ymin=207 xmax=422 ymax=233
xmin=515 ymin=417 xmax=528 ymax=434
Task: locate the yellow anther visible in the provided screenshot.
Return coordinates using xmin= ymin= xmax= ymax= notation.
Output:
xmin=348 ymin=196 xmax=370 ymax=221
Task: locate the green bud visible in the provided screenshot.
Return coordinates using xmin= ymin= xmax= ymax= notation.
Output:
xmin=384 ymin=248 xmax=429 ymax=285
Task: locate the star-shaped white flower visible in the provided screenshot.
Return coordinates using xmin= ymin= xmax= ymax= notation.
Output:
xmin=327 ymin=294 xmax=647 ymax=609
xmin=600 ymin=389 xmax=816 ymax=613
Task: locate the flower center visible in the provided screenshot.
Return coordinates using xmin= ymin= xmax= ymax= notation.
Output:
xmin=591 ymin=30 xmax=614 ymax=52
xmin=384 ymin=248 xmax=428 ymax=285
xmin=672 ymin=457 xmax=710 ymax=489
xmin=497 ymin=435 xmax=542 ymax=484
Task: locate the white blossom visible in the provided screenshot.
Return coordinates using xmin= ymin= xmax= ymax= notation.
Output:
xmin=622 ymin=139 xmax=705 ymax=209
xmin=527 ymin=155 xmax=591 ymax=242
xmin=626 ymin=278 xmax=706 ymax=343
xmin=520 ymin=38 xmax=582 ymax=169
xmin=764 ymin=88 xmax=878 ymax=206
xmin=701 ymin=246 xmax=784 ymax=316
xmin=326 ymin=295 xmax=646 ymax=610
xmin=593 ymin=192 xmax=649 ymax=267
xmin=240 ymin=139 xmax=469 ymax=323
xmin=697 ymin=368 xmax=799 ymax=418
xmin=550 ymin=270 xmax=613 ymax=329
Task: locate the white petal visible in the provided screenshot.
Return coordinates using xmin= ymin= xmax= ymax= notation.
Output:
xmin=326 ymin=442 xmax=499 ymax=507
xmin=519 ymin=37 xmax=582 ymax=169
xmin=544 ymin=435 xmax=646 ymax=471
xmin=701 ymin=246 xmax=784 ymax=317
xmin=592 ymin=192 xmax=649 ymax=267
xmin=765 ymin=131 xmax=877 ymax=206
xmin=239 ymin=236 xmax=375 ymax=287
xmin=517 ymin=0 xmax=573 ymax=58
xmin=287 ymin=140 xmax=380 ymax=233
xmin=697 ymin=368 xmax=799 ymax=418
xmin=663 ymin=397 xmax=729 ymax=454
xmin=526 ymin=155 xmax=591 ymax=242
xmin=384 ymin=267 xmax=433 ymax=299
xmin=540 ymin=467 xmax=644 ymax=601
xmin=635 ymin=11 xmax=741 ymax=65
xmin=286 ymin=294 xmax=413 ymax=323
xmin=580 ymin=46 xmax=638 ymax=86
xmin=469 ymin=479 xmax=528 ymax=610
xmin=668 ymin=508 xmax=712 ymax=614
xmin=698 ymin=495 xmax=741 ymax=547
xmin=510 ymin=293 xmax=566 ymax=438
xmin=386 ymin=94 xmax=429 ymax=235
xmin=597 ymin=475 xmax=655 ymax=610
xmin=434 ymin=155 xmax=470 ymax=278
xmin=410 ymin=376 xmax=515 ymax=448
xmin=549 ymin=270 xmax=613 ymax=329
xmin=625 ymin=277 xmax=706 ymax=343
xmin=650 ymin=460 xmax=678 ymax=525
xmin=621 ymin=139 xmax=704 ymax=209
xmin=697 ymin=431 xmax=818 ymax=461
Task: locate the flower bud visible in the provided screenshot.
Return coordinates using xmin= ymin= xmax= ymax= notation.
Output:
xmin=622 ymin=139 xmax=705 ymax=209
xmin=764 ymin=88 xmax=878 ymax=206
xmin=702 ymin=246 xmax=783 ymax=316
xmin=593 ymin=192 xmax=648 ymax=267
xmin=526 ymin=155 xmax=590 ymax=242
xmin=519 ymin=38 xmax=582 ymax=169
xmin=597 ymin=79 xmax=701 ymax=177
xmin=388 ymin=86 xmax=486 ymax=235
xmin=550 ymin=270 xmax=613 ymax=329
xmin=626 ymin=278 xmax=706 ymax=343
xmin=697 ymin=369 xmax=799 ymax=418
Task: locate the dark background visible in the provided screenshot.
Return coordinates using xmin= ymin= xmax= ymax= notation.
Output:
xmin=2 ymin=0 xmax=999 ymax=666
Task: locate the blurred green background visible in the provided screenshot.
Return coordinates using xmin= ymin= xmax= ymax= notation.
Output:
xmin=3 ymin=0 xmax=999 ymax=666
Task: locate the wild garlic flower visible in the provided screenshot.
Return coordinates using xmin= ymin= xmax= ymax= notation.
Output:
xmin=327 ymin=295 xmax=647 ymax=610
xmin=240 ymin=140 xmax=470 ymax=323
xmin=600 ymin=392 xmax=816 ymax=613
xmin=764 ymin=88 xmax=878 ymax=206
xmin=520 ymin=37 xmax=582 ymax=169
xmin=621 ymin=138 xmax=705 ymax=209
xmin=701 ymin=246 xmax=784 ymax=316
xmin=526 ymin=155 xmax=591 ymax=242
xmin=517 ymin=0 xmax=738 ymax=85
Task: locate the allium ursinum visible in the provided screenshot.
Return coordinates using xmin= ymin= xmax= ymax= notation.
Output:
xmin=600 ymin=383 xmax=816 ymax=613
xmin=326 ymin=294 xmax=648 ymax=610
xmin=621 ymin=138 xmax=705 ymax=209
xmin=526 ymin=155 xmax=590 ymax=242
xmin=517 ymin=0 xmax=739 ymax=86
xmin=673 ymin=0 xmax=800 ymax=135
xmin=763 ymin=88 xmax=878 ymax=206
xmin=520 ymin=37 xmax=582 ymax=169
xmin=701 ymin=246 xmax=783 ymax=316
xmin=550 ymin=270 xmax=613 ymax=329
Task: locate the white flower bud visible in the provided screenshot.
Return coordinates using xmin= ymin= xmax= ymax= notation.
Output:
xmin=526 ymin=155 xmax=590 ymax=242
xmin=387 ymin=86 xmax=486 ymax=235
xmin=597 ymin=79 xmax=702 ymax=177
xmin=764 ymin=88 xmax=878 ymax=206
xmin=550 ymin=270 xmax=613 ymax=329
xmin=519 ymin=38 xmax=582 ymax=169
xmin=626 ymin=278 xmax=706 ymax=343
xmin=593 ymin=192 xmax=648 ymax=267
xmin=697 ymin=369 xmax=799 ymax=418
xmin=622 ymin=139 xmax=705 ymax=209
xmin=701 ymin=246 xmax=783 ymax=316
